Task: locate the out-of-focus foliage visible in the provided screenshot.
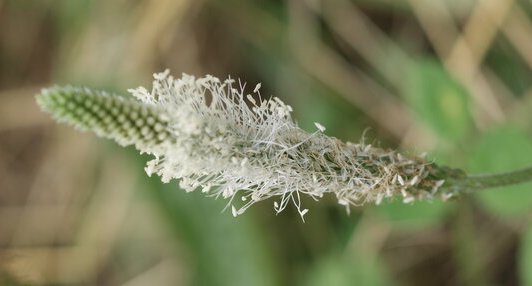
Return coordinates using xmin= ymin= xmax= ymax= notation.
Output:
xmin=0 ymin=0 xmax=531 ymax=285
xmin=521 ymin=223 xmax=532 ymax=286
xmin=469 ymin=127 xmax=532 ymax=216
xmin=403 ymin=58 xmax=474 ymax=142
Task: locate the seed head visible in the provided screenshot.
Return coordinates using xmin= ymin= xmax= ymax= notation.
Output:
xmin=37 ymin=70 xmax=451 ymax=220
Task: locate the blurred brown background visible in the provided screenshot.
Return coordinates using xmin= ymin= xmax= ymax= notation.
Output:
xmin=1 ymin=0 xmax=532 ymax=285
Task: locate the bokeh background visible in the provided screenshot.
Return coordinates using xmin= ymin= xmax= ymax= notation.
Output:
xmin=1 ymin=0 xmax=532 ymax=285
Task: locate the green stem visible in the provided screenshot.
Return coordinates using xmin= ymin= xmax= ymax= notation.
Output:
xmin=446 ymin=165 xmax=532 ymax=193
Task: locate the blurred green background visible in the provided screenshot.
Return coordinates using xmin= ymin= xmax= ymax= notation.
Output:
xmin=0 ymin=0 xmax=531 ymax=285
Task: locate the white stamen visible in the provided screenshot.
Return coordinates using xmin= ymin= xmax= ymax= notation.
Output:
xmin=253 ymin=83 xmax=261 ymax=93
xmin=314 ymin=122 xmax=326 ymax=132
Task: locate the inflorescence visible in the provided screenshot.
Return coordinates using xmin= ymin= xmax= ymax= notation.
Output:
xmin=37 ymin=70 xmax=457 ymax=220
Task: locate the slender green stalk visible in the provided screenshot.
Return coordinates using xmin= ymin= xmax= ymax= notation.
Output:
xmin=467 ymin=166 xmax=532 ymax=188
xmin=444 ymin=166 xmax=532 ymax=194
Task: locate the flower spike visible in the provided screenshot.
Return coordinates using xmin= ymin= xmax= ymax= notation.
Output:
xmin=37 ymin=71 xmax=467 ymax=219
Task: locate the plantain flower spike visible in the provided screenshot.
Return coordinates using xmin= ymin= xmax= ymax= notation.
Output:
xmin=37 ymin=70 xmax=456 ymax=220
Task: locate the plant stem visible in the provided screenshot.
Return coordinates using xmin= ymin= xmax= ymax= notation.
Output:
xmin=447 ymin=165 xmax=532 ymax=193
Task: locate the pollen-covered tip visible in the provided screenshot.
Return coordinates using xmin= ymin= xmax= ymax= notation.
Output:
xmin=231 ymin=206 xmax=238 ymax=217
xmin=253 ymin=83 xmax=261 ymax=93
xmin=314 ymin=122 xmax=326 ymax=132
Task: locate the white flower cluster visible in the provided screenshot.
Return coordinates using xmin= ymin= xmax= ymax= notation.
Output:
xmin=125 ymin=70 xmax=445 ymax=220
xmin=37 ymin=70 xmax=450 ymax=220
